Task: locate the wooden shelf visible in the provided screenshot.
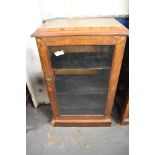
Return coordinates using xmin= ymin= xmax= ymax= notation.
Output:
xmin=53 ymin=68 xmax=110 ymax=75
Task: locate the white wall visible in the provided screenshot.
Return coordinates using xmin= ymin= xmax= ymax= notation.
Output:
xmin=27 ymin=0 xmax=129 ymax=107
xmin=26 ymin=0 xmax=49 ymax=107
xmin=39 ymin=0 xmax=128 ymax=21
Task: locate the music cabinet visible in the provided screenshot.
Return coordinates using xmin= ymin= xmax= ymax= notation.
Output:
xmin=32 ymin=18 xmax=128 ymax=127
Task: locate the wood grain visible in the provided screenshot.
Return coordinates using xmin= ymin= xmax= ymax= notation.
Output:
xmin=41 ymin=36 xmax=117 ymax=46
xmin=52 ymin=116 xmax=111 ymax=127
xmin=32 ymin=18 xmax=128 ymax=37
xmin=53 ymin=68 xmax=110 ymax=75
xmin=36 ymin=38 xmax=60 ymax=119
xmin=104 ymin=36 xmax=127 ymax=116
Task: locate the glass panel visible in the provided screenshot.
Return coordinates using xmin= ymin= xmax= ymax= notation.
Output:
xmin=50 ymin=45 xmax=114 ymax=69
xmin=48 ymin=45 xmax=114 ymax=115
xmin=55 ymin=71 xmax=110 ymax=115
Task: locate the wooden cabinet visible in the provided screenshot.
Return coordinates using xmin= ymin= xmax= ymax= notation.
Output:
xmin=32 ymin=18 xmax=128 ymax=127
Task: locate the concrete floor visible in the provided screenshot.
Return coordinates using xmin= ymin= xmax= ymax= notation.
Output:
xmin=26 ymin=103 xmax=129 ymax=155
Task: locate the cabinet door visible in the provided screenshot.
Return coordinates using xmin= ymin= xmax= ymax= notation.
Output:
xmin=49 ymin=45 xmax=114 ymax=116
xmin=36 ymin=35 xmax=126 ymax=126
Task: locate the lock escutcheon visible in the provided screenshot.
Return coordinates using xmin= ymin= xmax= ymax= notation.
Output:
xmin=45 ymin=76 xmax=52 ymax=84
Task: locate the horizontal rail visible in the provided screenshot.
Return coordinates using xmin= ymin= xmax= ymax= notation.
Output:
xmin=53 ymin=68 xmax=110 ymax=75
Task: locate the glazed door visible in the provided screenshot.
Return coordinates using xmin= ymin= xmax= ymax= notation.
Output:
xmin=48 ymin=45 xmax=114 ymax=116
xmin=36 ymin=35 xmax=126 ymax=126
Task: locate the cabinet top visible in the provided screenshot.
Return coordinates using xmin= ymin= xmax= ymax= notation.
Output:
xmin=32 ymin=18 xmax=128 ymax=37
